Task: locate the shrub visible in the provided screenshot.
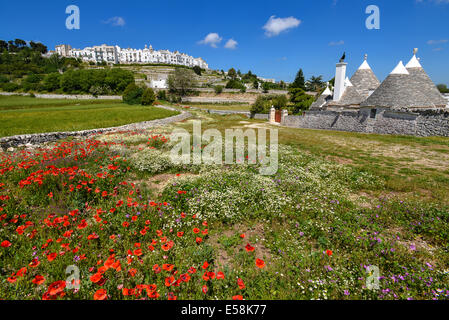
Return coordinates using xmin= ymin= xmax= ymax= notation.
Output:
xmin=42 ymin=73 xmax=62 ymax=92
xmin=1 ymin=82 xmax=19 ymax=92
xmin=157 ymin=90 xmax=167 ymax=101
xmin=21 ymin=74 xmax=43 ymax=92
xmin=225 ymin=79 xmax=245 ymax=90
xmin=214 ymin=85 xmax=223 ymax=94
xmin=141 ymin=88 xmax=156 ymax=106
xmin=250 ymin=94 xmax=288 ymax=114
xmin=0 ymin=75 xmax=8 ymax=83
xmin=122 ymin=83 xmax=144 ymax=105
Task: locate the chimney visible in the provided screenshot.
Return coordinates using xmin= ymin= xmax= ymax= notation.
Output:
xmin=333 ymin=62 xmax=347 ymax=101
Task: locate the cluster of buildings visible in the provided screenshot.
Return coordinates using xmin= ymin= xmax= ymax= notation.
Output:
xmin=280 ymin=49 xmax=449 ymax=137
xmin=54 ymin=44 xmax=209 ymax=69
xmin=311 ymin=49 xmax=447 ymax=112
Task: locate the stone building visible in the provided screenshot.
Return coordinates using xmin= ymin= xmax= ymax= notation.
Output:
xmin=283 ymin=49 xmax=449 ymax=137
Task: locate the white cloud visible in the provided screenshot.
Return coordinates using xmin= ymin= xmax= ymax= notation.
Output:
xmin=263 ymin=16 xmax=301 ymax=37
xmin=329 ymin=40 xmax=345 ymax=46
xmin=433 ymin=47 xmax=444 ymax=51
xmin=198 ymin=33 xmax=223 ymax=48
xmin=427 ymin=39 xmax=448 ymax=45
xmin=224 ymin=39 xmax=238 ymax=49
xmin=103 ymin=17 xmax=126 ymax=27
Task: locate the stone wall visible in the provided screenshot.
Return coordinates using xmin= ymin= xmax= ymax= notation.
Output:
xmin=0 ymin=92 xmax=122 ymax=100
xmin=282 ymin=108 xmax=449 ymax=137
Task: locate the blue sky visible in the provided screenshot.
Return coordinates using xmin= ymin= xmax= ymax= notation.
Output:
xmin=0 ymin=0 xmax=448 ymax=84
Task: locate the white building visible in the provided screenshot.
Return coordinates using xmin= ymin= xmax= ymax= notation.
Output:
xmin=55 ymin=43 xmax=208 ymax=69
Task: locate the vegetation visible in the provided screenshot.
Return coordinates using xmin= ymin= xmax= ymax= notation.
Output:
xmin=437 ymin=84 xmax=449 ymax=94
xmin=1 ymin=111 xmax=448 ymax=300
xmin=141 ymin=88 xmax=156 ymax=106
xmin=214 ymin=85 xmax=224 ymax=94
xmin=288 ymin=88 xmax=315 ymax=114
xmin=167 ymin=68 xmax=198 ymax=97
xmin=290 ymin=68 xmax=306 ymax=90
xmin=0 ymin=96 xmax=177 ymax=137
xmin=0 ymin=39 xmax=135 ymax=95
xmin=250 ymin=94 xmax=288 ymax=114
xmin=122 ymin=83 xmax=144 ymax=105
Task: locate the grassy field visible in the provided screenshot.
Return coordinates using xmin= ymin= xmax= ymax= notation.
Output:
xmin=0 ymin=96 xmax=178 ymax=137
xmin=0 ymin=110 xmax=448 ymax=300
xmin=183 ymin=103 xmax=252 ymax=112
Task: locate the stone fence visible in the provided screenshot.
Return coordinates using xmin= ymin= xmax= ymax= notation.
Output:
xmin=0 ymin=92 xmax=122 ymax=100
xmin=281 ymin=107 xmax=449 ymax=137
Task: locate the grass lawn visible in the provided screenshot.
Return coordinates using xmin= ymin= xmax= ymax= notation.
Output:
xmin=0 ymin=96 xmax=179 ymax=137
xmin=0 ymin=110 xmax=448 ymax=300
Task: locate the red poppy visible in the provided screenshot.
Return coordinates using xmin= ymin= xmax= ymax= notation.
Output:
xmin=168 ymin=292 xmax=177 ymax=300
xmin=217 ymin=271 xmax=225 ymax=280
xmin=48 ymin=280 xmax=66 ymax=296
xmin=326 ymin=249 xmax=333 ymax=257
xmin=29 ymin=258 xmax=40 ymax=268
xmin=196 ymin=237 xmax=203 ymax=244
xmin=1 ymin=240 xmax=11 ymax=248
xmin=240 ymin=234 xmax=245 ymax=239
xmin=245 ymin=243 xmax=255 ymax=252
xmin=94 ymin=289 xmax=107 ymax=300
xmin=32 ymin=275 xmax=45 ymax=285
xmin=47 ymin=252 xmax=58 ymax=262
xmin=162 ymin=264 xmax=174 ymax=271
xmin=90 ymin=273 xmax=103 ymax=284
xmin=256 ymin=258 xmax=265 ymax=269
xmin=233 ymin=295 xmax=243 ymax=300
xmin=237 ymin=278 xmax=245 ymax=290
xmin=202 ymin=285 xmax=208 ymax=294
xmin=202 ymin=261 xmax=209 ymax=269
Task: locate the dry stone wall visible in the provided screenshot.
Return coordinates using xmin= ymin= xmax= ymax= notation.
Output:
xmin=282 ymin=108 xmax=449 ymax=137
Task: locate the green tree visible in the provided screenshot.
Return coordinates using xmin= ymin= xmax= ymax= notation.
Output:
xmin=290 ymin=68 xmax=306 ymax=90
xmin=193 ymin=66 xmax=202 ymax=76
xmin=43 ymin=73 xmax=62 ymax=92
xmin=288 ymin=88 xmax=314 ymax=114
xmin=262 ymin=82 xmax=270 ymax=93
xmin=167 ymin=68 xmax=197 ymax=96
xmin=157 ymin=90 xmax=167 ymax=101
xmin=227 ymin=68 xmax=237 ymax=80
xmin=0 ymin=40 xmax=8 ymax=52
xmin=123 ymin=83 xmax=144 ymax=105
xmin=141 ymin=88 xmax=156 ymax=105
xmin=225 ymin=79 xmax=245 ymax=90
xmin=306 ymin=75 xmax=325 ymax=92
xmin=437 ymin=84 xmax=449 ymax=93
xmin=214 ymin=85 xmax=223 ymax=94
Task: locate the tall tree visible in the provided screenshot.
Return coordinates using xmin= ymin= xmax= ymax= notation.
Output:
xmin=0 ymin=40 xmax=8 ymax=52
xmin=306 ymin=75 xmax=325 ymax=92
xmin=167 ymin=68 xmax=197 ymax=96
xmin=227 ymin=68 xmax=237 ymax=80
xmin=290 ymin=68 xmax=306 ymax=90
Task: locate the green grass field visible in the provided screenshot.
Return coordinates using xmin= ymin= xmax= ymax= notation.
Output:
xmin=0 ymin=96 xmax=179 ymax=137
xmin=184 ymin=103 xmax=252 ymax=112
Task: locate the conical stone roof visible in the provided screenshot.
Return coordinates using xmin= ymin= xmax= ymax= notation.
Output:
xmin=350 ymin=55 xmax=380 ymax=99
xmin=405 ymin=54 xmax=447 ymax=108
xmin=361 ymin=61 xmax=436 ymax=110
xmin=327 ymin=78 xmax=365 ymax=107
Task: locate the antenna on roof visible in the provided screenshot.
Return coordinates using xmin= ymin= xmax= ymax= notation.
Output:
xmin=413 ymin=48 xmax=418 ymax=55
xmin=364 ymin=54 xmax=368 ymax=61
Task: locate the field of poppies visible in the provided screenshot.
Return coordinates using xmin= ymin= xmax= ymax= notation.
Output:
xmin=1 ymin=110 xmax=448 ymax=300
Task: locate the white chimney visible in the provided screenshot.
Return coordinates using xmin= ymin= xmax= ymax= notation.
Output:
xmin=333 ymin=62 xmax=347 ymax=101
